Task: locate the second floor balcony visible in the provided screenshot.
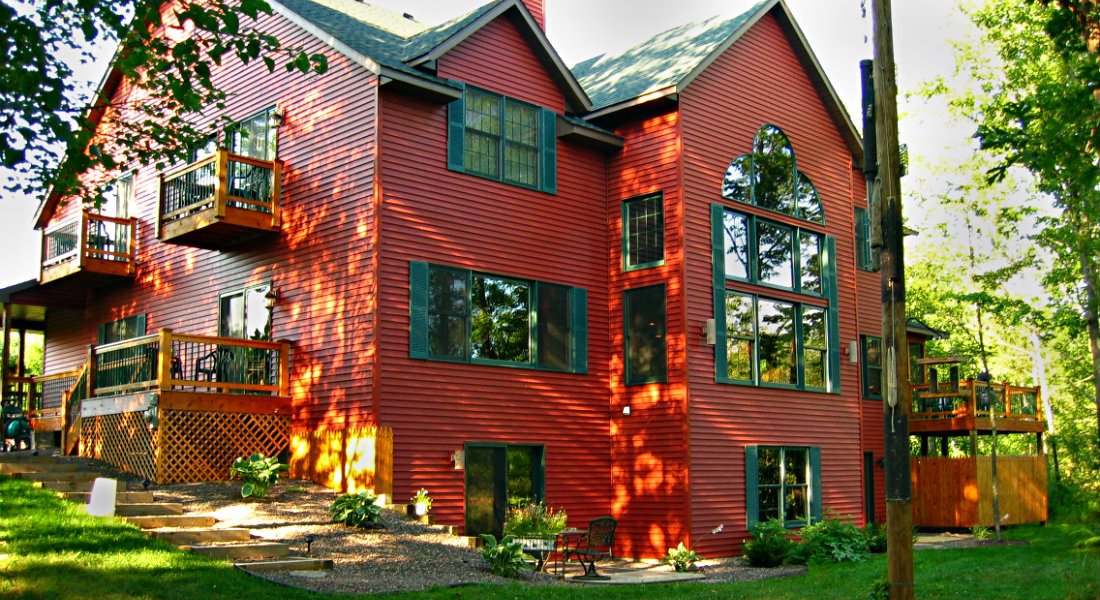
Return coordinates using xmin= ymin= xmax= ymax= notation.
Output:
xmin=158 ymin=149 xmax=282 ymax=249
xmin=910 ymin=357 xmax=1044 ymax=435
xmin=41 ymin=211 xmax=137 ymax=287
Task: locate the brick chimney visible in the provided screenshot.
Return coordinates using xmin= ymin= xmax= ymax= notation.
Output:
xmin=520 ymin=0 xmax=545 ymax=30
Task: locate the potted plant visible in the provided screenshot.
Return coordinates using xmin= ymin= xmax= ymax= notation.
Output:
xmin=408 ymin=488 xmax=432 ymax=517
xmin=503 ymin=501 xmax=567 ymax=552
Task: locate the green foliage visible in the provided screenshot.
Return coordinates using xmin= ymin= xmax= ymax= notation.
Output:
xmin=972 ymin=525 xmax=992 ymax=541
xmin=409 ymin=488 xmax=432 ymax=512
xmin=229 ymin=452 xmax=286 ymax=498
xmin=862 ymin=522 xmax=888 ymax=553
xmin=329 ymin=491 xmax=382 ymax=528
xmin=502 ymin=502 xmax=567 ymax=537
xmin=663 ymin=541 xmax=703 ymax=572
xmin=480 ymin=534 xmax=532 ymax=578
xmin=742 ymin=518 xmax=794 ymax=567
xmin=867 ymin=577 xmax=891 ymax=600
xmin=0 ymin=0 xmax=329 ymax=202
xmin=788 ymin=513 xmax=869 ymax=565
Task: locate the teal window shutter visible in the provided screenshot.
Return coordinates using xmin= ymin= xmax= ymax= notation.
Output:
xmin=539 ymin=108 xmax=557 ymax=194
xmin=855 ymin=207 xmax=869 ymax=269
xmin=135 ymin=313 xmax=147 ymax=337
xmin=824 ymin=236 xmax=841 ymax=393
xmin=409 ymin=261 xmax=429 ymax=359
xmin=711 ymin=204 xmax=727 ymax=381
xmin=571 ymin=287 xmax=588 ymax=374
xmin=810 ymin=446 xmax=823 ymax=522
xmin=745 ymin=445 xmax=759 ymax=528
xmin=447 ymin=95 xmax=466 ymax=173
xmin=96 ymin=323 xmax=107 ymax=345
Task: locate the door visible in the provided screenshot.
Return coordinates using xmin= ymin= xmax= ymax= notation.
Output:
xmin=864 ymin=451 xmax=876 ymax=523
xmin=464 ymin=443 xmax=545 ymax=538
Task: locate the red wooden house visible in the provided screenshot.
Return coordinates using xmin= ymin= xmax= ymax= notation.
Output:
xmin=1 ymin=0 xmax=905 ymax=559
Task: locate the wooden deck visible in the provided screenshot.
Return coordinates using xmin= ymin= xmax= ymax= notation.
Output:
xmin=39 ymin=211 xmax=136 ymax=286
xmin=910 ymin=378 xmax=1043 ymax=435
xmin=158 ymin=149 xmax=282 ymax=249
xmin=35 ymin=329 xmax=292 ymax=483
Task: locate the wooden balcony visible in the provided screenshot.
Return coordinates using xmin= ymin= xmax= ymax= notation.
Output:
xmin=158 ymin=149 xmax=282 ymax=249
xmin=40 ymin=211 xmax=136 ymax=287
xmin=910 ymin=377 xmax=1044 ymax=435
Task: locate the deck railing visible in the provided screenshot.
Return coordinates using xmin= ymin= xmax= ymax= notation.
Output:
xmin=912 ymin=379 xmax=1041 ymax=422
xmin=92 ymin=328 xmax=290 ymax=397
xmin=2 ymin=375 xmax=41 ymax=412
xmin=159 ymin=149 xmax=281 ymax=225
xmin=41 ymin=211 xmax=137 ymax=272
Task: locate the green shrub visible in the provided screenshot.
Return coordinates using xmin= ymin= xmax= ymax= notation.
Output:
xmin=480 ymin=534 xmax=532 ymax=577
xmin=972 ymin=524 xmax=992 ymax=541
xmin=868 ymin=577 xmax=890 ymax=600
xmin=742 ymin=518 xmax=794 ymax=567
xmin=789 ymin=513 xmax=869 ymax=565
xmin=664 ymin=541 xmax=703 ymax=572
xmin=330 ymin=491 xmax=382 ymax=528
xmin=863 ymin=522 xmax=888 ymax=553
xmin=229 ymin=453 xmax=287 ymax=498
xmin=502 ymin=502 xmax=568 ymax=537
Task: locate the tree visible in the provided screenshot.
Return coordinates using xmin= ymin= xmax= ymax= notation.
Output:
xmin=958 ymin=0 xmax=1100 ymax=461
xmin=0 ymin=0 xmax=326 ymax=204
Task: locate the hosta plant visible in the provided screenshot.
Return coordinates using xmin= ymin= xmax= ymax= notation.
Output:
xmin=663 ymin=541 xmax=703 ymax=572
xmin=229 ymin=453 xmax=287 ymax=498
xmin=330 ymin=491 xmax=383 ymax=528
xmin=480 ymin=534 xmax=532 ymax=578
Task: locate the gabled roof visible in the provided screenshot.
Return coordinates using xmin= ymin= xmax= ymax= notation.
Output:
xmin=270 ymin=0 xmax=590 ymax=111
xmin=569 ymin=0 xmax=863 ymax=165
xmin=572 ymin=0 xmax=768 ymax=112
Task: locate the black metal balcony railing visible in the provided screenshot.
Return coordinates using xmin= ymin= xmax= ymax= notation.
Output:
xmin=160 ymin=149 xmax=280 ymax=224
xmin=91 ymin=329 xmax=289 ymax=397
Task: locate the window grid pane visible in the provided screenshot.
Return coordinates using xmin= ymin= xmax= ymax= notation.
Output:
xmin=626 ymin=195 xmax=664 ymax=268
xmin=725 ymin=292 xmax=755 ymax=381
xmin=429 ymin=268 xmax=468 ymax=359
xmin=625 ymin=285 xmax=667 ymax=384
xmin=723 ymin=210 xmax=750 ymax=280
xmin=799 ymin=231 xmax=823 ymax=294
xmin=471 ymin=275 xmax=531 ymax=363
xmin=757 ymin=299 xmax=796 ymax=385
xmin=756 ymin=222 xmax=794 ymax=289
xmin=465 ymin=92 xmax=501 ymax=177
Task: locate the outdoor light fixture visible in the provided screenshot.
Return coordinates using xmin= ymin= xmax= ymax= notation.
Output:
xmin=451 ymin=449 xmax=465 ymax=470
xmin=702 ymin=318 xmax=716 ymax=346
xmin=848 ymin=340 xmax=859 ymax=364
xmin=264 ymin=287 xmax=278 ymax=309
xmin=304 ymin=534 xmax=315 ymax=554
xmin=622 ymin=405 xmax=632 ymax=416
xmin=269 ymin=107 xmax=286 ymax=128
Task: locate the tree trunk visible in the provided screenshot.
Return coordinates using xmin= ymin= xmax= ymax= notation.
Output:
xmin=1075 ymin=225 xmax=1100 ymax=456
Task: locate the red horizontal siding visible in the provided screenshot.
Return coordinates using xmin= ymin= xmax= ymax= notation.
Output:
xmin=42 ymin=8 xmax=382 ymax=428
xmin=374 ymin=15 xmax=610 ymax=533
xmin=679 ymin=12 xmax=867 ymax=557
xmin=606 ymin=110 xmax=691 ymax=558
xmin=437 ymin=13 xmax=564 ymax=112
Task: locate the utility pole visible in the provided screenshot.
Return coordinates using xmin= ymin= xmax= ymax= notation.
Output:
xmin=870 ymin=0 xmax=914 ymax=598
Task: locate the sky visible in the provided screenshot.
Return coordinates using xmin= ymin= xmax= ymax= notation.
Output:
xmin=0 ymin=0 xmax=976 ymax=288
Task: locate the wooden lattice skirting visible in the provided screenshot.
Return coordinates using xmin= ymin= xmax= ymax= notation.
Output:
xmin=289 ymin=425 xmax=393 ymax=497
xmin=80 ymin=409 xmax=290 ymax=484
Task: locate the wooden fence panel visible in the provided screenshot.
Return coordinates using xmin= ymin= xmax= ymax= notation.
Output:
xmin=912 ymin=457 xmax=979 ymax=528
xmin=976 ymin=455 xmax=1048 ymax=526
xmin=289 ymin=426 xmax=394 ymax=497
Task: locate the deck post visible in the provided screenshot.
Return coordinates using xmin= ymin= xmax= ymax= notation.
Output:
xmin=158 ymin=329 xmax=173 ymax=389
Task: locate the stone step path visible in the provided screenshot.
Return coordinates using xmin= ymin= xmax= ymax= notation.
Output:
xmin=0 ymin=452 xmax=331 ymax=573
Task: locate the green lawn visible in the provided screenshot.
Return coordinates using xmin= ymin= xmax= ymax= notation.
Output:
xmin=2 ymin=475 xmax=1097 ymax=599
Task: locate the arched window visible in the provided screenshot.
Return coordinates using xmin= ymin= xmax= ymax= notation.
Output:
xmin=722 ymin=125 xmax=824 ymax=224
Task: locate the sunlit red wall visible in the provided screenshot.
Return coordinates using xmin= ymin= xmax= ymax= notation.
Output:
xmin=678 ymin=11 xmax=872 ymax=557
xmin=40 ymin=6 xmax=385 ymax=430
xmin=603 ymin=108 xmax=691 ymax=559
xmin=374 ymin=11 xmax=613 ymax=534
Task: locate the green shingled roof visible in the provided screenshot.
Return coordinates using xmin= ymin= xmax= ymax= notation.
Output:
xmin=275 ymin=0 xmax=498 ymax=70
xmin=571 ymin=0 xmax=770 ymax=110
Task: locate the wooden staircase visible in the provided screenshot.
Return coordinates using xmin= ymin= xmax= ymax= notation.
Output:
xmin=0 ymin=453 xmax=333 ymax=573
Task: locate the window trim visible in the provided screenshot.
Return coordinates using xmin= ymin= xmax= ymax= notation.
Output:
xmin=409 ymin=262 xmax=587 ymax=373
xmin=861 ymin=335 xmax=883 ymax=399
xmin=622 ymin=192 xmax=665 ymax=271
xmin=218 ymin=282 xmax=273 ymax=340
xmin=745 ymin=445 xmax=823 ymax=528
xmin=447 ymin=86 xmax=557 ymax=194
xmin=722 ymin=124 xmax=826 ymax=225
xmin=712 ymin=204 xmax=840 ymax=393
xmin=623 ymin=284 xmax=668 ymax=386
xmin=854 ymin=206 xmax=878 ymax=272
xmin=721 ymin=207 xmax=825 ymax=297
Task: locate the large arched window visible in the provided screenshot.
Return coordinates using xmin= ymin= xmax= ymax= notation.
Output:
xmin=722 ymin=125 xmax=824 ymax=224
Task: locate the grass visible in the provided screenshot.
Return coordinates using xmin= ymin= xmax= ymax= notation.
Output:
xmin=2 ymin=473 xmax=1097 ymax=599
